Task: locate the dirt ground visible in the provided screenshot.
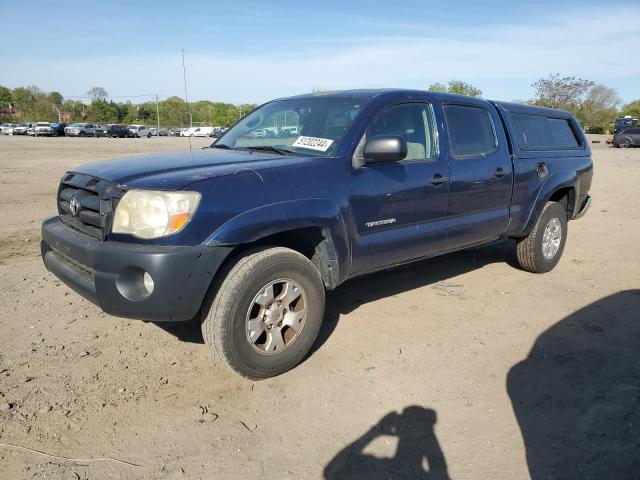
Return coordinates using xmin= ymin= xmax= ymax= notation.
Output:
xmin=0 ymin=135 xmax=638 ymax=480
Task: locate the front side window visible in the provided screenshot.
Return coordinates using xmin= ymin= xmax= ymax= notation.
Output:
xmin=444 ymin=105 xmax=497 ymax=158
xmin=217 ymin=97 xmax=366 ymax=157
xmin=364 ymin=103 xmax=436 ymax=161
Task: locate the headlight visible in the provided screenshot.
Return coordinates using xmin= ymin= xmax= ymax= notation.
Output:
xmin=112 ymin=190 xmax=201 ymax=239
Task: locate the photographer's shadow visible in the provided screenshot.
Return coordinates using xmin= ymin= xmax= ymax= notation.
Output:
xmin=324 ymin=406 xmax=451 ymax=480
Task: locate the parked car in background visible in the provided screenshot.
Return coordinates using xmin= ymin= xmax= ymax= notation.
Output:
xmin=157 ymin=129 xmax=168 ymax=136
xmin=33 ymin=122 xmax=53 ymax=137
xmin=613 ymin=116 xmax=638 ymax=134
xmin=13 ymin=123 xmax=35 ymax=135
xmin=278 ymin=126 xmax=299 ymax=137
xmin=0 ymin=123 xmax=18 ymax=134
xmin=93 ymin=125 xmax=106 ymax=137
xmin=102 ymin=124 xmax=128 ymax=138
xmin=127 ymin=124 xmax=153 ymax=138
xmin=192 ymin=127 xmax=214 ymax=137
xmin=26 ymin=126 xmax=36 ymax=136
xmin=50 ymin=123 xmax=67 ymax=136
xmin=149 ymin=128 xmax=157 ymax=136
xmin=65 ymin=123 xmax=98 ymax=137
xmin=169 ymin=128 xmax=182 ymax=137
xmin=612 ymin=127 xmax=640 ymax=148
xmin=180 ymin=127 xmax=200 ymax=137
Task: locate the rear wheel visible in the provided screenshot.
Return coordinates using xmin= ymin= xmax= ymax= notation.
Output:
xmin=201 ymin=247 xmax=325 ymax=379
xmin=516 ymin=201 xmax=567 ymax=273
xmin=618 ymin=138 xmax=632 ymax=148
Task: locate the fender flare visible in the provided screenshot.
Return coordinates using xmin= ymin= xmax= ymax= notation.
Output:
xmin=205 ymin=198 xmax=350 ymax=287
xmin=520 ymin=172 xmax=579 ymax=236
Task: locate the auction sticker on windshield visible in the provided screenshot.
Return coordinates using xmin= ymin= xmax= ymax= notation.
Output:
xmin=292 ymin=136 xmax=334 ymax=152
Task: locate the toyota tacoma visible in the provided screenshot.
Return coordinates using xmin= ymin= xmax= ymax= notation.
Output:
xmin=41 ymin=89 xmax=593 ymax=379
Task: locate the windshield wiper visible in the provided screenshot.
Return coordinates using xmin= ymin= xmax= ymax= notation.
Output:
xmin=242 ymin=145 xmax=297 ymax=156
xmin=204 ymin=143 xmax=233 ymax=150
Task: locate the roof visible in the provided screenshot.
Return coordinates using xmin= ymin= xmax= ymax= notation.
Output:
xmin=492 ymin=100 xmax=573 ymax=118
xmin=276 ymin=89 xmax=575 ymax=117
xmin=278 ymin=88 xmax=496 ymax=103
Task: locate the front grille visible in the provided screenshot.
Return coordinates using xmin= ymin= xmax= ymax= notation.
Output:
xmin=57 ymin=173 xmax=119 ymax=239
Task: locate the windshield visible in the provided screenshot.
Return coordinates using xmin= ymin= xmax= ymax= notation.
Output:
xmin=69 ymin=123 xmax=84 ymax=127
xmin=216 ymin=96 xmax=367 ymax=157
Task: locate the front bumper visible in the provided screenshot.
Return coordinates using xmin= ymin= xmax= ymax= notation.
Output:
xmin=41 ymin=216 xmax=232 ymax=321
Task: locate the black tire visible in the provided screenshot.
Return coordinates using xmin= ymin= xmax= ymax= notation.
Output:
xmin=79 ymin=131 xmax=85 ymax=137
xmin=516 ymin=201 xmax=568 ymax=273
xmin=618 ymin=138 xmax=632 ymax=148
xmin=201 ymin=246 xmax=325 ymax=379
xmin=147 ymin=132 xmax=151 ymax=138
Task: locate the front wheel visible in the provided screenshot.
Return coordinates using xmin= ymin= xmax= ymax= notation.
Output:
xmin=618 ymin=138 xmax=632 ymax=148
xmin=201 ymin=247 xmax=325 ymax=379
xmin=516 ymin=201 xmax=567 ymax=273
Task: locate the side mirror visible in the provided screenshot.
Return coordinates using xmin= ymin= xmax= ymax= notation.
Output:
xmin=363 ymin=135 xmax=408 ymax=163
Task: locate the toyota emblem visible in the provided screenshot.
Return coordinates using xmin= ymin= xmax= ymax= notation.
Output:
xmin=69 ymin=196 xmax=80 ymax=216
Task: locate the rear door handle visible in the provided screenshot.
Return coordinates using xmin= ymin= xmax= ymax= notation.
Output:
xmin=431 ymin=174 xmax=448 ymax=185
xmin=494 ymin=167 xmax=507 ymax=177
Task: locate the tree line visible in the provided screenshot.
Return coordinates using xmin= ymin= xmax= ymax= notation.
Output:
xmin=0 ymin=85 xmax=257 ymax=128
xmin=428 ymin=76 xmax=639 ymax=134
xmin=1 ymin=77 xmax=638 ymax=133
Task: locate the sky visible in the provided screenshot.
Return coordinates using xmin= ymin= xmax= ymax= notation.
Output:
xmin=1 ymin=0 xmax=639 ymax=105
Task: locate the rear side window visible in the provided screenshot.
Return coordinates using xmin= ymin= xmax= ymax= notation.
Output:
xmin=443 ymin=105 xmax=497 ymax=158
xmin=511 ymin=113 xmax=580 ymax=150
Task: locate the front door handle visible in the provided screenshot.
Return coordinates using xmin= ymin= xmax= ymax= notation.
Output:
xmin=494 ymin=167 xmax=507 ymax=177
xmin=431 ymin=174 xmax=448 ymax=185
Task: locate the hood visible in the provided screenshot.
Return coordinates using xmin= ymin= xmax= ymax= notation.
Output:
xmin=71 ymin=148 xmax=310 ymax=190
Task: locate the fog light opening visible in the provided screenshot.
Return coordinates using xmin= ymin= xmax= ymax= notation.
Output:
xmin=143 ymin=272 xmax=155 ymax=295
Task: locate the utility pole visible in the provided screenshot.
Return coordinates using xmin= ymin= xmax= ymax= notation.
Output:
xmin=155 ymin=93 xmax=160 ymax=134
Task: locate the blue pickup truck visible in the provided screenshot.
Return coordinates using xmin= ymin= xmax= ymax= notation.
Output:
xmin=41 ymin=89 xmax=592 ymax=378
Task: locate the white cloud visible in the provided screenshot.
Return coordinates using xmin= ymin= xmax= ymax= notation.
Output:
xmin=4 ymin=5 xmax=639 ymax=103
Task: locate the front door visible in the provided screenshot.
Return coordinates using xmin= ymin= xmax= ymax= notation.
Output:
xmin=350 ymin=102 xmax=450 ymax=274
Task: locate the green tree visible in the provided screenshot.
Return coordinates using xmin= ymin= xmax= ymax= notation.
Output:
xmin=86 ymin=99 xmax=119 ymax=123
xmin=577 ymin=84 xmax=620 ymax=133
xmin=427 ymin=82 xmax=447 ymax=93
xmin=621 ymin=100 xmax=640 ymax=119
xmin=0 ymin=85 xmax=13 ymax=104
xmin=47 ymin=91 xmax=64 ymax=106
xmin=530 ymin=74 xmax=594 ymax=113
xmin=428 ymin=80 xmax=482 ymax=97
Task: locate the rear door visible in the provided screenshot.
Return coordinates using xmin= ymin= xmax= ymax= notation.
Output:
xmin=442 ymin=103 xmax=513 ymax=250
xmin=350 ymin=102 xmax=450 ymax=273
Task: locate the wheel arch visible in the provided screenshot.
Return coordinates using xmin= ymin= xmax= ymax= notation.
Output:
xmin=205 ymin=199 xmax=350 ymax=289
xmin=518 ymin=174 xmax=578 ymax=237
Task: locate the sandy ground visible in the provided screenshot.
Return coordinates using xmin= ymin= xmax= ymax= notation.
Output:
xmin=0 ymin=135 xmax=638 ymax=480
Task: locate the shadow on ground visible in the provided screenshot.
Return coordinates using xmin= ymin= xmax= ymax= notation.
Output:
xmin=508 ymin=289 xmax=640 ymax=480
xmin=153 ymin=240 xmax=516 ymax=351
xmin=324 ymin=406 xmax=451 ymax=480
